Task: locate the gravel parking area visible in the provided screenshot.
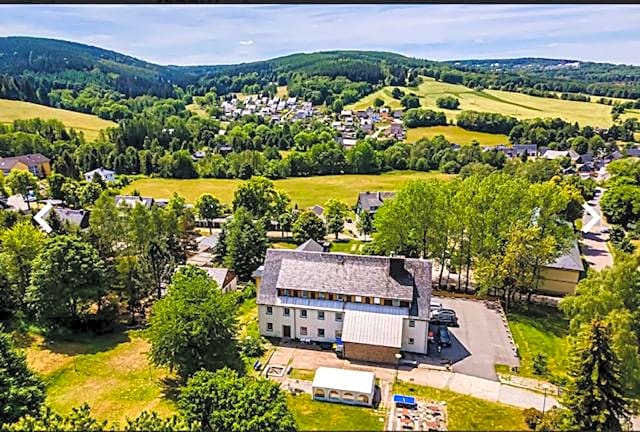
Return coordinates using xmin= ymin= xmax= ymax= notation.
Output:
xmin=429 ymin=296 xmax=520 ymax=381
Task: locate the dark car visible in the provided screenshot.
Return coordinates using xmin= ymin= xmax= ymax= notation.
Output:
xmin=437 ymin=326 xmax=451 ymax=347
xmin=431 ymin=309 xmax=459 ymax=327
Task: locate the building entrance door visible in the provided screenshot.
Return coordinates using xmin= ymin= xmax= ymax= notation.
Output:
xmin=283 ymin=325 xmax=291 ymax=338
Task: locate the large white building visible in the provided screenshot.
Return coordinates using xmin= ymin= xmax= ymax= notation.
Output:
xmin=255 ymin=249 xmax=432 ymax=364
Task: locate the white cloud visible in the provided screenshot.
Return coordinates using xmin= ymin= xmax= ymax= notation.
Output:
xmin=239 ymin=40 xmax=254 ymax=45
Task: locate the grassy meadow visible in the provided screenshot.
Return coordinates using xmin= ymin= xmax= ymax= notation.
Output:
xmin=406 ymin=125 xmax=509 ymax=146
xmin=122 ymin=170 xmax=453 ymax=208
xmin=287 ymin=394 xmax=384 ymax=431
xmin=347 ymin=77 xmax=620 ymax=128
xmin=497 ymin=305 xmax=569 ymax=380
xmin=22 ymin=331 xmax=177 ymax=424
xmin=394 ymin=381 xmax=528 ymax=431
xmin=0 ymin=98 xmax=115 ymax=141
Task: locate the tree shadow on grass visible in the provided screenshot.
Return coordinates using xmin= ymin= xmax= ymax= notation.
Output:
xmin=160 ymin=376 xmax=183 ymax=403
xmin=508 ymin=304 xmax=569 ymax=338
xmin=40 ymin=326 xmax=131 ymax=356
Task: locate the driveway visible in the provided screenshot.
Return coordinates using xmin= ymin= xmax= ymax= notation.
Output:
xmin=581 ymin=187 xmax=613 ymax=271
xmin=429 ymin=297 xmax=519 ymax=381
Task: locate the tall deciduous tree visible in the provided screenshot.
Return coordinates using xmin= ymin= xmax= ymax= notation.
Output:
xmin=5 ymin=170 xmax=38 ymax=211
xmin=179 ymin=368 xmax=296 ymax=432
xmin=563 ymin=320 xmax=630 ymax=431
xmin=28 ymin=235 xmax=106 ymax=326
xmin=223 ymin=207 xmax=268 ymax=281
xmin=195 ymin=194 xmax=222 ymax=234
xmin=89 ymin=191 xmax=124 ymax=259
xmin=292 ymin=210 xmax=326 ymax=244
xmin=0 ymin=328 xmax=46 ymax=425
xmin=324 ymin=199 xmax=349 ymax=239
xmin=0 ymin=220 xmax=46 ymax=301
xmin=147 ymin=266 xmax=239 ymax=379
xmin=356 ymin=210 xmax=373 ymax=240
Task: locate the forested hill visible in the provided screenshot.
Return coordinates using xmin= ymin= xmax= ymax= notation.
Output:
xmin=3 ymin=35 xmax=640 ymax=113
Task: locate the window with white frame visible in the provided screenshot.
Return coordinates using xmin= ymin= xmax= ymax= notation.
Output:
xmin=300 ymin=326 xmax=308 ymax=336
xmin=335 ymin=330 xmax=342 ymax=338
xmin=301 ymin=291 xmax=308 ymax=298
xmin=392 ymin=299 xmax=400 ymax=307
xmin=300 ymin=309 xmax=307 ymax=318
xmin=266 ymin=306 xmax=273 ymax=315
xmin=374 ymin=297 xmax=381 ymax=305
xmin=336 ymin=294 xmax=345 ymax=301
xmin=318 ymin=311 xmax=325 ymax=320
xmin=318 ymin=328 xmax=325 ymax=337
xmin=318 ymin=292 xmax=326 ymax=300
xmin=355 ymin=295 xmax=362 ymax=303
xmin=267 ymin=323 xmax=273 ymax=331
xmin=283 ymin=308 xmax=290 ymax=317
xmin=335 ymin=312 xmax=343 ymax=322
xmin=408 ymin=337 xmax=414 ymax=345
xmin=409 ymin=320 xmax=415 ymax=327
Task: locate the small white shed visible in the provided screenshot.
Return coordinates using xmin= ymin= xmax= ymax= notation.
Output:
xmin=312 ymin=367 xmax=376 ymax=407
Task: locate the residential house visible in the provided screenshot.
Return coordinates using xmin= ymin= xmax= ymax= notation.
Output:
xmin=84 ymin=167 xmax=116 ymax=183
xmin=114 ymin=195 xmax=155 ymax=208
xmin=538 ymin=240 xmax=585 ymax=296
xmin=309 ymin=205 xmax=325 ymax=220
xmin=201 ymin=267 xmax=238 ymax=293
xmin=541 ymin=149 xmax=581 ymax=164
xmin=256 ymin=249 xmax=432 ymax=364
xmin=513 ymin=144 xmax=538 ymax=158
xmin=296 ymin=238 xmax=328 ymax=253
xmin=356 ymin=191 xmax=395 ymax=216
xmin=0 ymin=153 xmax=51 ymax=178
xmin=34 ymin=203 xmax=89 ymax=233
xmin=388 ymin=121 xmax=405 ymax=140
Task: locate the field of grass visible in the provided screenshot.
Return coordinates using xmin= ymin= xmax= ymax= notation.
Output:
xmin=329 ymin=239 xmax=366 ymax=254
xmin=287 ymin=394 xmax=384 ymax=431
xmin=394 ymin=381 xmax=527 ymax=431
xmin=406 ymin=125 xmax=508 ymax=146
xmin=23 ymin=331 xmax=176 ymax=424
xmin=347 ymin=77 xmax=618 ymax=128
xmin=186 ymin=103 xmax=209 ymax=117
xmin=277 ymin=86 xmax=288 ymax=98
xmin=289 ymin=368 xmax=316 ymax=381
xmin=0 ymin=98 xmax=115 ymax=141
xmin=498 ymin=304 xmax=569 ymax=380
xmin=122 ymin=170 xmax=453 ymax=209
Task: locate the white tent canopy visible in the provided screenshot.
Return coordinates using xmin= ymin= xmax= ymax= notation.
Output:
xmin=312 ymin=367 xmax=375 ymax=407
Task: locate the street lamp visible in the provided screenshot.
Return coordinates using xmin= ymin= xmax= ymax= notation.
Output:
xmin=542 ymin=383 xmax=550 ymax=414
xmin=394 ymin=353 xmax=402 ymax=384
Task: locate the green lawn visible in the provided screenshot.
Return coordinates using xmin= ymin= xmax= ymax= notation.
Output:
xmin=122 ymin=170 xmax=453 ymax=209
xmin=23 ymin=331 xmax=176 ymax=424
xmin=394 ymin=381 xmax=527 ymax=431
xmin=347 ymin=77 xmax=620 ymax=128
xmin=329 ymin=239 xmax=366 ymax=254
xmin=0 ymin=98 xmax=115 ymax=141
xmin=499 ymin=305 xmax=570 ymax=380
xmin=289 ymin=368 xmax=316 ymax=381
xmin=406 ymin=125 xmax=508 ymax=146
xmin=287 ymin=394 xmax=384 ymax=431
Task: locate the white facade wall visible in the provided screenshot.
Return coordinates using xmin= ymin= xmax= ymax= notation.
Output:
xmin=260 ymin=304 xmax=429 ymax=354
xmin=258 ymin=305 xmax=345 ymax=342
xmin=401 ymin=318 xmax=428 ymax=354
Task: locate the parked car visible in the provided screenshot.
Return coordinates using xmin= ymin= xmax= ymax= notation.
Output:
xmin=431 ymin=309 xmax=458 ymax=327
xmin=430 ymin=301 xmax=443 ymax=313
xmin=437 ymin=325 xmax=451 ymax=347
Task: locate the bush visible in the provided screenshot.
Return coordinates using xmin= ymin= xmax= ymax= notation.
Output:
xmin=436 ymin=96 xmax=460 ymax=110
xmin=523 ymin=407 xmax=543 ymax=430
xmin=240 ymin=334 xmax=265 ymax=358
xmin=242 ymin=282 xmax=256 ymax=301
xmin=533 ymin=353 xmax=548 ymax=375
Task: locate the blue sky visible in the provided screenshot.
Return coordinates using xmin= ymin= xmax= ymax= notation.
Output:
xmin=1 ymin=4 xmax=640 ymax=66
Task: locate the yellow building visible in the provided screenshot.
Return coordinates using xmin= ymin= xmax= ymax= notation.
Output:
xmin=0 ymin=153 xmax=51 ymax=178
xmin=538 ymin=240 xmax=584 ymax=296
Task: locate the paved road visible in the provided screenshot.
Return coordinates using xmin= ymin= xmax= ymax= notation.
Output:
xmin=430 ymin=297 xmax=519 ymax=382
xmin=581 ymin=188 xmax=613 ymax=271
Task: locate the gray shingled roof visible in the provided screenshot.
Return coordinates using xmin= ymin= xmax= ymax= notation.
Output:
xmin=356 ymin=191 xmax=396 ymax=212
xmin=296 ymin=239 xmax=324 ymax=252
xmin=545 ymin=240 xmax=584 ymax=272
xmin=114 ymin=195 xmax=154 ymax=208
xmin=51 ymin=207 xmax=89 ymax=228
xmin=258 ymin=249 xmax=432 ymax=319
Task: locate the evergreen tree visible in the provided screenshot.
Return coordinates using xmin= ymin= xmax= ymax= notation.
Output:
xmin=0 ymin=327 xmax=46 ymax=425
xmin=563 ymin=320 xmax=631 ymax=431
